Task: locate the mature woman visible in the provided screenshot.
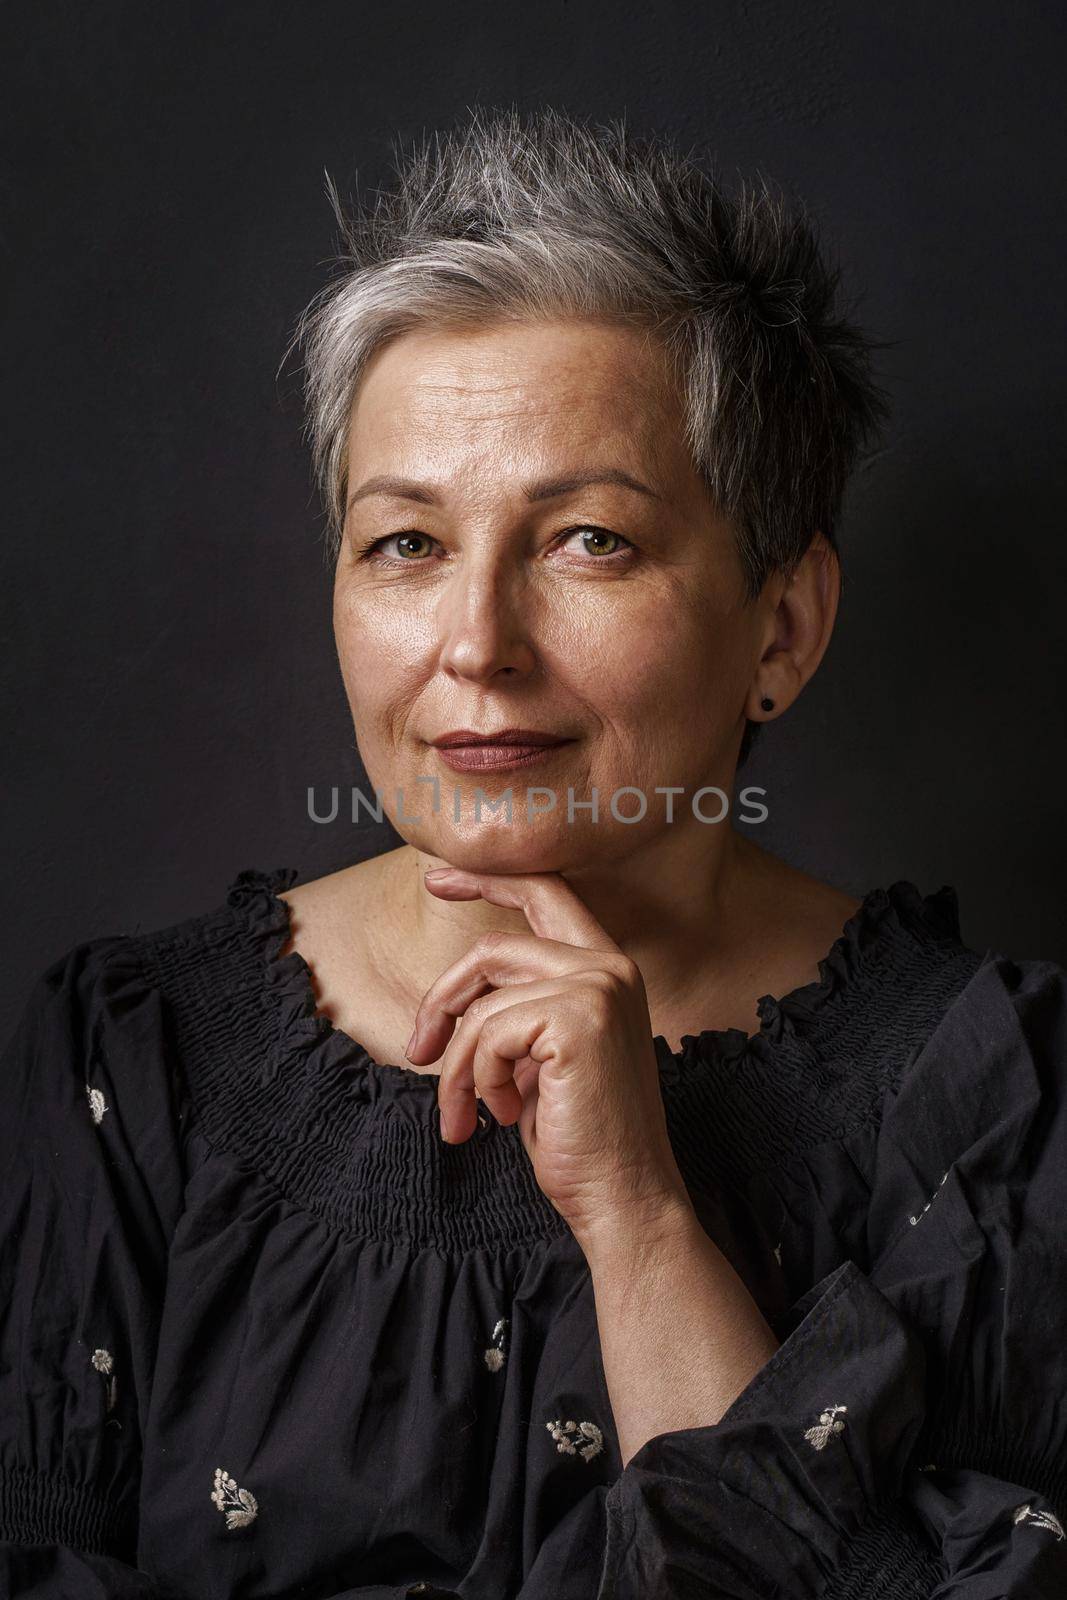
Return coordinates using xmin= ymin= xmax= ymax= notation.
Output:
xmin=2 ymin=107 xmax=1065 ymax=1600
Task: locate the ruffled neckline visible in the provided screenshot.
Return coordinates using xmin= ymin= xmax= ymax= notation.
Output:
xmin=138 ymin=863 xmax=980 ymax=1247
xmin=225 ymin=864 xmax=967 ymax=1094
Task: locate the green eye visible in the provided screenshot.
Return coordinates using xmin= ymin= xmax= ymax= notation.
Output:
xmin=353 ymin=530 xmax=437 ymax=562
xmin=565 ymin=527 xmax=627 ymax=557
xmin=393 ymin=533 xmax=433 ymax=558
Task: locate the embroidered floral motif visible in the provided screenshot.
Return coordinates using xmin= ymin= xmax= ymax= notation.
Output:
xmin=804 ymin=1404 xmax=848 ymax=1450
xmin=909 ymin=1169 xmax=949 ymax=1226
xmin=86 ymin=1085 xmax=108 ymax=1125
xmin=546 ymin=1418 xmax=604 ymax=1462
xmin=484 ymin=1318 xmax=508 ymax=1372
xmin=91 ymin=1348 xmax=118 ymax=1413
xmin=1014 ymin=1503 xmax=1066 ymax=1540
xmin=211 ymin=1468 xmax=258 ymax=1530
xmin=773 ymin=1240 xmax=782 ymax=1265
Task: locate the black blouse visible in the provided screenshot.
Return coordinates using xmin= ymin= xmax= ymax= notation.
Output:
xmin=2 ymin=865 xmax=1066 ymax=1599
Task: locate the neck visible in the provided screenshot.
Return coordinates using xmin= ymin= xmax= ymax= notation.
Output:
xmin=367 ymin=822 xmax=773 ymax=1043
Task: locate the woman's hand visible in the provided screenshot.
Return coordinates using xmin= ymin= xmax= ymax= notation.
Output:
xmin=405 ymin=866 xmax=693 ymax=1251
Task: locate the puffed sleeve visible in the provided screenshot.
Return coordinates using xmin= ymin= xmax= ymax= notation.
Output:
xmin=522 ymin=952 xmax=1067 ymax=1598
xmin=0 ymin=938 xmax=187 ymax=1596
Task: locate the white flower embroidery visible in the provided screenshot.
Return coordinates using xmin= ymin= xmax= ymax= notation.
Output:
xmin=546 ymin=1418 xmax=604 ymax=1462
xmin=484 ymin=1318 xmax=508 ymax=1372
xmin=1014 ymin=1503 xmax=1066 ymax=1540
xmin=211 ymin=1468 xmax=258 ymax=1530
xmin=909 ymin=1169 xmax=949 ymax=1226
xmin=87 ymin=1085 xmax=108 ymax=1124
xmin=804 ymin=1404 xmax=848 ymax=1450
xmin=91 ymin=1348 xmax=118 ymax=1413
xmin=773 ymin=1240 xmax=782 ymax=1265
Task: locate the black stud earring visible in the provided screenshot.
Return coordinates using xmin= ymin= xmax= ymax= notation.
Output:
xmin=760 ymin=696 xmax=775 ymax=712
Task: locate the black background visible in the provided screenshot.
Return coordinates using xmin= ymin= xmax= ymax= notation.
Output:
xmin=4 ymin=1 xmax=1066 ymax=1042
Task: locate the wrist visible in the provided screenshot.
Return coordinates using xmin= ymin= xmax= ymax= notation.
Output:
xmin=574 ymin=1183 xmax=699 ymax=1273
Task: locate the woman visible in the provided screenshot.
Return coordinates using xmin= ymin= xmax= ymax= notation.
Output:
xmin=2 ymin=106 xmax=1065 ymax=1599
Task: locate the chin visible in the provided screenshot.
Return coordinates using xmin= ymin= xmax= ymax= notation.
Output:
xmin=401 ymin=819 xmax=590 ymax=876
xmin=405 ymin=813 xmax=660 ymax=878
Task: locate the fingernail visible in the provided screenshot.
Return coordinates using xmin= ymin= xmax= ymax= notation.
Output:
xmin=404 ymin=1024 xmax=419 ymax=1059
xmin=424 ymin=868 xmax=453 ymax=880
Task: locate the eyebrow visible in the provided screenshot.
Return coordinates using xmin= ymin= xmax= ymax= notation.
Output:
xmin=345 ymin=467 xmax=662 ymax=515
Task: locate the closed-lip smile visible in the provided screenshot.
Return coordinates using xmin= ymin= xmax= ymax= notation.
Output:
xmin=429 ymin=728 xmax=574 ymax=773
xmin=431 ymin=728 xmax=568 ymax=748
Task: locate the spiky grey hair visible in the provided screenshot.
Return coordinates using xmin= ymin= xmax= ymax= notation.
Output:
xmin=291 ymin=104 xmax=890 ymax=765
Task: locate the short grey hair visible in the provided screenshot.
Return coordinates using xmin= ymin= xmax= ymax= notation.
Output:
xmin=292 ymin=105 xmax=890 ymax=765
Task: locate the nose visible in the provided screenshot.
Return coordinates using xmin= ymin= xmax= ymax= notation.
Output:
xmin=436 ymin=554 xmax=538 ymax=684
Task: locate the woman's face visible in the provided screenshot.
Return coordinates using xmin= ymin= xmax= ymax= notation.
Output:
xmin=334 ymin=317 xmax=770 ymax=874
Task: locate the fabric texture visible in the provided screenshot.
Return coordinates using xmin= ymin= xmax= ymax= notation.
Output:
xmin=1 ymin=864 xmax=1065 ymax=1599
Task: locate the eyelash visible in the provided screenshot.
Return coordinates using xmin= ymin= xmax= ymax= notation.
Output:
xmin=352 ymin=526 xmax=635 ymax=565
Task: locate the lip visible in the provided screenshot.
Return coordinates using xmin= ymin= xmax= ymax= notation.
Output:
xmin=431 ymin=728 xmax=569 ymax=748
xmin=433 ymin=744 xmax=572 ymax=773
xmin=429 ymin=728 xmax=574 ymax=774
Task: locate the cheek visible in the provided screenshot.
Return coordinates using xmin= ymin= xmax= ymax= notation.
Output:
xmin=334 ymin=582 xmax=420 ymax=652
xmin=333 ymin=585 xmax=435 ymax=702
xmin=612 ymin=613 xmax=728 ymax=707
xmin=599 ymin=615 xmax=746 ymax=762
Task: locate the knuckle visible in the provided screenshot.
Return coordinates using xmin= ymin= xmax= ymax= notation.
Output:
xmin=465 ymin=995 xmax=495 ymax=1029
xmin=478 ymin=1003 xmax=505 ymax=1038
xmin=605 ymin=951 xmax=641 ymax=988
xmin=454 ymin=1002 xmax=486 ymax=1037
xmin=473 ymin=1033 xmax=509 ymax=1081
xmin=592 ymin=965 xmax=628 ymax=1004
xmin=583 ymin=981 xmax=618 ymax=1029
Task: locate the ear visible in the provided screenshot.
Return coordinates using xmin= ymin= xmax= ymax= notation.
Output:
xmin=744 ymin=534 xmax=841 ymax=720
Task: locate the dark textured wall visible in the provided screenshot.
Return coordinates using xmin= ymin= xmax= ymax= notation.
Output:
xmin=3 ymin=2 xmax=1066 ymax=1041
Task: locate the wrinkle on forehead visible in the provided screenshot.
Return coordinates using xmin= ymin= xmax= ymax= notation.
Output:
xmin=349 ymin=322 xmax=686 ymax=492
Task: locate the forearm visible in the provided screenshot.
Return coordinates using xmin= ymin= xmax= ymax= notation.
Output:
xmin=582 ymin=1198 xmax=781 ymax=1467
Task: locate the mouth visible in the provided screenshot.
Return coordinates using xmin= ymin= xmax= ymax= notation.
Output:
xmin=429 ymin=728 xmax=575 ymax=774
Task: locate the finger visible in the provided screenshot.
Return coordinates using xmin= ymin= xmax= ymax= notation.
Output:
xmin=407 ymin=931 xmax=612 ymax=1065
xmin=438 ymin=997 xmax=552 ymax=1143
xmin=423 ymin=868 xmax=622 ymax=954
xmin=434 ymin=979 xmax=566 ymax=1134
xmin=439 ymin=1033 xmax=522 ymax=1143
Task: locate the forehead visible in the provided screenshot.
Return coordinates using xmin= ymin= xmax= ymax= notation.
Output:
xmin=346 ymin=318 xmax=685 ymax=481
